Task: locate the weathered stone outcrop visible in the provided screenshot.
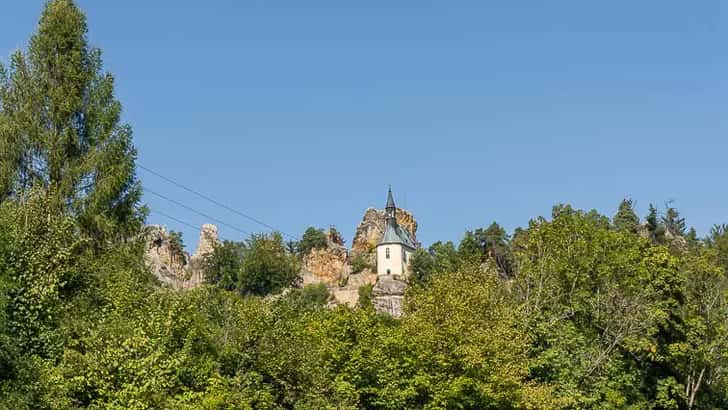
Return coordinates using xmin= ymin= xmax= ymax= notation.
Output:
xmin=144 ymin=224 xmax=219 ymax=289
xmin=145 ymin=225 xmax=188 ymax=286
xmin=300 ymin=209 xmax=419 ymax=310
xmin=372 ymin=277 xmax=407 ymax=317
xmin=185 ymin=224 xmax=220 ymax=288
xmin=301 ymin=227 xmax=350 ymax=286
xmin=302 ymin=246 xmax=349 ymax=286
xmin=146 ymin=205 xmax=419 ymax=316
xmin=352 ymin=208 xmax=418 ymax=254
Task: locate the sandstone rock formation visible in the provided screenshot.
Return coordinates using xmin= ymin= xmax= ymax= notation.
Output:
xmin=146 ymin=207 xmax=419 ymax=316
xmin=302 ymin=246 xmax=349 ymax=286
xmin=301 ymin=227 xmax=350 ymax=285
xmin=144 ymin=224 xmax=219 ymax=289
xmin=145 ymin=225 xmax=188 ymax=287
xmin=372 ymin=277 xmax=407 ymax=317
xmin=352 ymin=208 xmax=418 ymax=254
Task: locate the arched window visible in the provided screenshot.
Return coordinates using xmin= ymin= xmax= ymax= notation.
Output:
xmin=385 ymin=247 xmax=390 ymax=259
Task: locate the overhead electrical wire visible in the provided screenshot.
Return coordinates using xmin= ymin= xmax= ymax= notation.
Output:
xmin=144 ymin=186 xmax=252 ymax=237
xmin=138 ymin=163 xmax=298 ymax=240
xmin=150 ymin=209 xmax=205 ymax=232
xmin=149 ymin=209 xmax=234 ymax=243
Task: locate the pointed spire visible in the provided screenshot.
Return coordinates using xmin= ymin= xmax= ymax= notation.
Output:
xmin=385 ymin=186 xmax=397 ymax=228
xmin=386 ymin=185 xmax=396 ymax=210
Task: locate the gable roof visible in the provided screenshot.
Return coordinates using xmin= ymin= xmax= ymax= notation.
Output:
xmin=379 ymin=223 xmax=417 ymax=250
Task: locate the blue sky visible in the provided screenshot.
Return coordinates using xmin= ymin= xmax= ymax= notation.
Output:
xmin=2 ymin=1 xmax=726 ymax=250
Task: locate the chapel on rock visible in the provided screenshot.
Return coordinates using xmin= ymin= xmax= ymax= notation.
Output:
xmin=376 ymin=187 xmax=418 ymax=277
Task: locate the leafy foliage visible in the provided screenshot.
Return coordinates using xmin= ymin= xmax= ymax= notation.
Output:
xmin=298 ymin=226 xmax=328 ymax=256
xmin=350 ymin=253 xmax=371 ymax=274
xmin=1 ymin=2 xmax=727 ymax=409
xmin=613 ymin=198 xmax=640 ymax=233
xmin=0 ymin=0 xmax=143 ymax=244
xmin=237 ymin=233 xmax=300 ymax=296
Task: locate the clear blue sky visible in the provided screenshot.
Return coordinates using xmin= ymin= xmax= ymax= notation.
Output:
xmin=2 ymin=1 xmax=726 ymax=250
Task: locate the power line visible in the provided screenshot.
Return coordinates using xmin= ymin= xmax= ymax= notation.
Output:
xmin=150 ymin=209 xmax=233 ymax=244
xmin=144 ymin=186 xmax=251 ymax=237
xmin=138 ymin=163 xmax=298 ymax=240
xmin=150 ymin=209 xmax=204 ymax=232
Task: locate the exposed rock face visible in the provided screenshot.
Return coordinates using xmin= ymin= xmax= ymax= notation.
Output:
xmin=372 ymin=277 xmax=407 ymax=317
xmin=302 ymin=208 xmax=418 ymax=311
xmin=302 ymin=246 xmax=349 ymax=286
xmin=302 ymin=226 xmax=350 ymax=286
xmin=193 ymin=224 xmax=219 ymax=258
xmin=186 ymin=224 xmax=220 ymax=288
xmin=145 ymin=225 xmax=188 ymax=287
xmin=144 ymin=224 xmax=219 ymax=289
xmin=146 ymin=206 xmax=419 ymax=316
xmin=352 ymin=208 xmax=418 ymax=254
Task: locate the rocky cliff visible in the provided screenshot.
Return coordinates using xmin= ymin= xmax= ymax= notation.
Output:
xmin=299 ymin=208 xmax=418 ymax=311
xmin=351 ymin=207 xmax=418 ymax=254
xmin=372 ymin=277 xmax=407 ymax=317
xmin=144 ymin=224 xmax=219 ymax=289
xmin=301 ymin=227 xmax=351 ymax=286
xmin=147 ymin=207 xmax=418 ymax=315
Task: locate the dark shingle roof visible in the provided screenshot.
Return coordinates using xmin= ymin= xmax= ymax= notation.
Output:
xmin=379 ymin=223 xmax=417 ymax=249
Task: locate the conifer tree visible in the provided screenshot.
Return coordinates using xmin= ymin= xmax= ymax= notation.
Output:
xmin=663 ymin=206 xmax=686 ymax=237
xmin=0 ymin=0 xmax=142 ymax=242
xmin=458 ymin=230 xmax=482 ymax=262
xmin=645 ymin=204 xmax=666 ymax=243
xmin=613 ymin=198 xmax=640 ymax=233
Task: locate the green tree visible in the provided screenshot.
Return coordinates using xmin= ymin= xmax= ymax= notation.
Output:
xmin=512 ymin=206 xmax=686 ymax=407
xmin=168 ymin=230 xmax=186 ymax=265
xmin=663 ymin=206 xmax=686 ymax=237
xmin=646 ymin=203 xmax=666 ymax=243
xmin=668 ymin=250 xmax=728 ymax=409
xmin=283 ymin=283 xmax=330 ymax=310
xmin=408 ymin=248 xmax=435 ymax=284
xmin=298 ymin=227 xmax=328 ymax=256
xmin=707 ymin=224 xmax=728 ymax=272
xmin=474 ymin=222 xmax=513 ymax=277
xmin=238 ymin=233 xmax=300 ymax=296
xmin=458 ymin=230 xmax=482 ymax=262
xmin=613 ymin=198 xmax=640 ymax=233
xmin=357 ymin=283 xmax=374 ymax=309
xmin=350 ymin=253 xmax=371 ymax=274
xmin=204 ymin=240 xmax=245 ymax=291
xmin=0 ymin=0 xmax=143 ymax=243
xmin=429 ymin=241 xmax=459 ymax=274
xmin=399 ymin=267 xmax=563 ymax=408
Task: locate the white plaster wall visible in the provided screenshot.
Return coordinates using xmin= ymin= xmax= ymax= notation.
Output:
xmin=377 ymin=243 xmax=403 ymax=276
xmin=402 ymin=249 xmax=413 ymax=277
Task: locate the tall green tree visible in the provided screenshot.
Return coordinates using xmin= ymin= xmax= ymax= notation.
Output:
xmin=457 ymin=230 xmax=481 ymax=262
xmin=408 ymin=248 xmax=435 ymax=284
xmin=613 ymin=198 xmax=640 ymax=233
xmin=238 ymin=233 xmax=300 ymax=296
xmin=646 ymin=204 xmax=666 ymax=243
xmin=0 ymin=0 xmax=143 ymax=242
xmin=512 ymin=207 xmax=686 ymax=407
xmin=475 ymin=222 xmax=513 ymax=276
xmin=663 ymin=206 xmax=686 ymax=237
xmin=204 ymin=240 xmax=245 ymax=291
xmin=707 ymin=224 xmax=728 ymax=272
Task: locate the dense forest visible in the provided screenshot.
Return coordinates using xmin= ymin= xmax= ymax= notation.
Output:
xmin=1 ymin=2 xmax=727 ymax=409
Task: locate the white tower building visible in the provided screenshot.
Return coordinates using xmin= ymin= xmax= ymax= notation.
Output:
xmin=376 ymin=187 xmax=417 ymax=277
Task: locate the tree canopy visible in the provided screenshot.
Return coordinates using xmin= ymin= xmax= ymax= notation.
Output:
xmin=1 ymin=2 xmax=727 ymax=409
